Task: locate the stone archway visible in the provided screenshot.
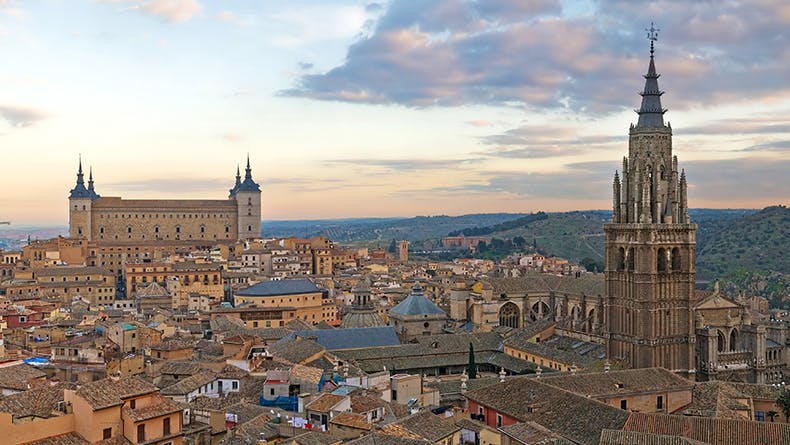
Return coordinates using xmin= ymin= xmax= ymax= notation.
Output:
xmin=530 ymin=301 xmax=550 ymax=321
xmin=499 ymin=302 xmax=521 ymax=328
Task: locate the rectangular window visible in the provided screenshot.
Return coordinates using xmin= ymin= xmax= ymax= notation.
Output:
xmin=656 ymin=395 xmax=664 ymax=410
xmin=620 ymin=400 xmax=627 ymax=410
xmin=163 ymin=417 xmax=171 ymax=436
xmin=496 ymin=414 xmax=503 ymax=428
xmin=103 ymin=428 xmax=112 ymax=440
xmin=129 ymin=399 xmax=135 ymax=409
xmin=232 ymin=381 xmax=238 ymax=390
xmin=755 ymin=410 xmax=765 ymax=421
xmin=137 ymin=424 xmax=145 ymax=442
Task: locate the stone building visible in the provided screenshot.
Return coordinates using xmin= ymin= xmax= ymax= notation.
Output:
xmin=68 ymin=156 xmax=261 ymax=242
xmin=388 ymin=282 xmax=448 ymax=341
xmin=603 ymin=36 xmax=696 ymax=376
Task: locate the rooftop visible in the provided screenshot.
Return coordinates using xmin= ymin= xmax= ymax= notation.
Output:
xmin=75 ymin=376 xmax=158 ymax=410
xmin=236 ymin=278 xmax=321 ymax=297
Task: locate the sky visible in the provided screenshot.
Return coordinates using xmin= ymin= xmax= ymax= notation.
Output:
xmin=0 ymin=0 xmax=788 ymax=224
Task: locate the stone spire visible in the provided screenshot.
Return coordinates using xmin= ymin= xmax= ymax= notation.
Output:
xmin=87 ymin=165 xmax=100 ymax=200
xmin=69 ymin=155 xmax=91 ymax=199
xmin=245 ymin=153 xmax=252 ymax=180
xmin=237 ymin=154 xmax=261 ymax=192
xmin=613 ymin=171 xmax=621 ymax=222
xmin=636 ymin=23 xmax=667 ymax=128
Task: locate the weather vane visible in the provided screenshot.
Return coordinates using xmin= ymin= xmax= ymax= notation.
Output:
xmin=646 ymin=22 xmax=660 ymax=55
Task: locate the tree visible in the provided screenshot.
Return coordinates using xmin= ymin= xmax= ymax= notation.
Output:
xmin=513 ymin=236 xmax=526 ymax=248
xmin=387 ymin=239 xmax=397 ymax=253
xmin=767 ymin=410 xmax=779 ymax=422
xmin=468 ymin=342 xmax=477 ymax=379
xmin=580 ymin=257 xmax=605 ymax=273
xmin=777 ymin=388 xmax=790 ymax=420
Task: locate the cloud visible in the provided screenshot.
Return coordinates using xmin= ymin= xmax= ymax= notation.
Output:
xmin=466 ymin=119 xmax=494 ymax=127
xmin=478 ymin=124 xmax=625 ymax=158
xmin=104 ymin=177 xmax=229 ymax=193
xmin=0 ymin=105 xmax=48 ymax=127
xmin=221 ymin=133 xmax=243 ymax=143
xmin=325 ymin=157 xmax=481 ymax=172
xmin=401 ymin=156 xmax=790 ymax=205
xmin=102 ymin=0 xmax=201 ymax=23
xmin=282 ymin=0 xmax=790 ymax=112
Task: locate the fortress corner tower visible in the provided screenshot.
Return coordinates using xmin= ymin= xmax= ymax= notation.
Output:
xmin=604 ymin=26 xmax=697 ymax=377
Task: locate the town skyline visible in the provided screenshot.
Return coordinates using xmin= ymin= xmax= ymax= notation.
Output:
xmin=2 ymin=0 xmax=788 ymax=224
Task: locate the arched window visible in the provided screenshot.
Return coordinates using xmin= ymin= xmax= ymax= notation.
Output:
xmin=499 ymin=302 xmax=520 ymax=328
xmin=154 ymin=225 xmax=160 ymax=234
xmin=175 ymin=225 xmax=181 ymax=234
xmin=127 ymin=226 xmax=132 ymax=234
xmin=99 ymin=226 xmax=105 ymax=234
xmin=729 ymin=329 xmax=738 ymax=352
xmin=225 ymin=225 xmax=230 ymax=233
xmin=617 ymin=247 xmax=625 ymax=271
xmin=200 ymin=225 xmax=205 ymax=234
xmin=627 ymin=248 xmax=635 ymax=271
xmin=671 ymin=248 xmax=681 ymax=271
xmin=717 ymin=330 xmax=726 ymax=353
xmin=657 ymin=248 xmax=667 ymax=272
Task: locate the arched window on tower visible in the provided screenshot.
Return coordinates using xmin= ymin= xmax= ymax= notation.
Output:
xmin=657 ymin=248 xmax=667 ymax=273
xmin=617 ymin=247 xmax=626 ymax=271
xmin=729 ymin=329 xmax=738 ymax=352
xmin=717 ymin=330 xmax=726 ymax=353
xmin=671 ymin=248 xmax=681 ymax=271
xmin=627 ymin=248 xmax=636 ymax=271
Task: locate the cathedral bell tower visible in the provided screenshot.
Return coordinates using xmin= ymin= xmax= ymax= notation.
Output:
xmin=230 ymin=155 xmax=262 ymax=240
xmin=604 ymin=25 xmax=697 ymax=377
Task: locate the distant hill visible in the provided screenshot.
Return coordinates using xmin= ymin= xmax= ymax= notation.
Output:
xmin=696 ymin=206 xmax=789 ymax=307
xmin=262 ymin=213 xmax=528 ymax=243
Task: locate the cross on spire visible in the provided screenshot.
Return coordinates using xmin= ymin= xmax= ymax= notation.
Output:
xmin=646 ymin=22 xmax=660 ymax=55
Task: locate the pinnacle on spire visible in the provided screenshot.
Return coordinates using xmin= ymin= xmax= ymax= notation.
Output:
xmin=76 ymin=155 xmax=85 ymax=185
xmin=245 ymin=153 xmax=252 ymax=179
xmin=635 ymin=22 xmax=667 ymax=128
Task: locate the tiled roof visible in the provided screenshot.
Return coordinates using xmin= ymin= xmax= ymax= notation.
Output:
xmin=329 ymin=411 xmax=372 ymax=430
xmin=290 ymin=431 xmax=342 ymax=445
xmin=305 ymin=393 xmax=346 ymax=412
xmin=236 ymin=278 xmax=321 ymax=297
xmin=285 ymin=326 xmax=400 ymax=350
xmin=539 ymin=367 xmax=693 ymax=397
xmin=161 ymin=371 xmax=216 ymax=396
xmin=0 ymin=363 xmax=47 ymax=391
xmin=395 ymin=410 xmax=460 ymax=442
xmin=218 ymin=364 xmax=248 ymax=379
xmin=505 ymin=333 xmax=606 ymax=368
xmin=624 ymin=412 xmax=790 ymax=445
xmin=389 ymin=285 xmax=446 ymax=317
xmin=487 ymin=273 xmax=605 ymax=296
xmin=150 ymin=337 xmax=196 ymax=351
xmin=224 ymin=401 xmax=270 ymax=425
xmin=681 ymin=381 xmax=751 ymax=419
xmin=288 ymin=364 xmax=324 ymax=385
xmin=24 ymin=432 xmax=90 ymax=445
xmin=34 ymin=266 xmax=110 ymax=277
xmin=0 ymin=382 xmax=75 ymax=419
xmin=350 ymin=394 xmax=387 ymax=413
xmin=158 ymin=361 xmax=204 ymax=376
xmin=122 ymin=394 xmax=183 ymax=421
xmin=230 ymin=413 xmax=278 ymax=442
xmin=268 ymin=337 xmax=325 ymax=364
xmin=465 ymin=377 xmax=629 ymax=445
xmin=344 ymin=433 xmax=431 ymax=445
xmin=499 ymin=421 xmax=575 ymax=445
xmin=75 ymin=377 xmax=157 ymax=410
xmin=600 ymin=429 xmax=711 ymax=445
xmin=135 ymin=282 xmax=169 ymax=298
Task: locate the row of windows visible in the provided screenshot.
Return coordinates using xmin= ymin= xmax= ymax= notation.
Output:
xmin=95 ymin=212 xmax=231 ymax=219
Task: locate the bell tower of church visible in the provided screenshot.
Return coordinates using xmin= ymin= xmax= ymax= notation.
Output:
xmin=604 ymin=25 xmax=697 ymax=377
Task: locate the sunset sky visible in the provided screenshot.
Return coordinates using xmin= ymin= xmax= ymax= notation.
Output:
xmin=1 ymin=0 xmax=788 ymax=224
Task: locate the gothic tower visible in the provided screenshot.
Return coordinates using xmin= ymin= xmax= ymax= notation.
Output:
xmin=231 ymin=155 xmax=262 ymax=239
xmin=604 ymin=27 xmax=697 ymax=377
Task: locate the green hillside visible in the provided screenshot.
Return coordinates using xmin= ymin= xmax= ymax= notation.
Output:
xmin=697 ymin=205 xmax=789 ymax=307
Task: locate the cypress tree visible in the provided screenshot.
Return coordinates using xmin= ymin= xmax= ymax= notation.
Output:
xmin=468 ymin=342 xmax=477 ymax=379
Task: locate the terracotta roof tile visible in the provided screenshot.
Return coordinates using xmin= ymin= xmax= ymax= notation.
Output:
xmin=75 ymin=377 xmax=157 ymax=410
xmin=624 ymin=412 xmax=790 ymax=445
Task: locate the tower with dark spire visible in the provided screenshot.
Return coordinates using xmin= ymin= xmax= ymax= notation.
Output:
xmin=233 ymin=154 xmax=262 ymax=239
xmin=69 ymin=156 xmax=98 ymax=239
xmin=604 ymin=24 xmax=697 ymax=377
